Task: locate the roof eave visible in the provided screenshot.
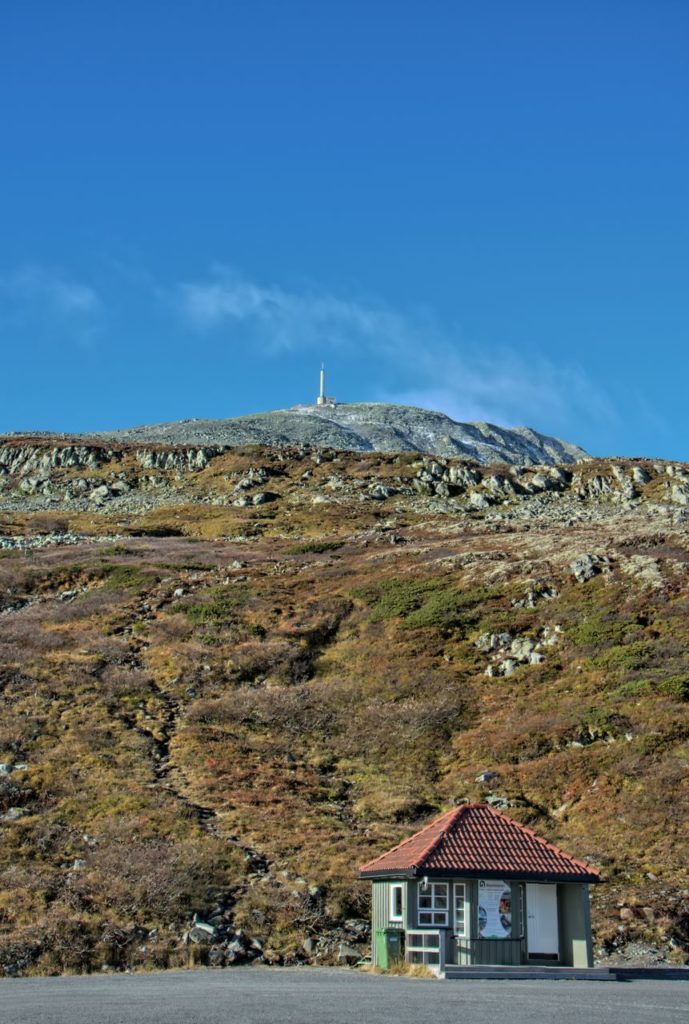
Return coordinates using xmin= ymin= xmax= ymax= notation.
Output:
xmin=359 ymin=866 xmax=601 ymax=884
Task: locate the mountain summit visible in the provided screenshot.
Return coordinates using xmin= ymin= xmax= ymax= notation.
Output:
xmin=105 ymin=402 xmax=588 ymax=466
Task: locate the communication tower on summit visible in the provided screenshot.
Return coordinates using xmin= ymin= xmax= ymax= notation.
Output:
xmin=316 ymin=364 xmax=336 ymax=407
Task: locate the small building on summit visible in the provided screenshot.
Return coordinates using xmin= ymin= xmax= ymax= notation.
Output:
xmin=359 ymin=803 xmax=600 ymax=973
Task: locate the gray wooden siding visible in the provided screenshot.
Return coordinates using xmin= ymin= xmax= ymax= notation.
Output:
xmin=371 ymin=880 xmax=407 ymax=967
xmin=558 ymin=883 xmax=593 ymax=967
xmin=371 ymin=878 xmax=588 ymax=969
xmin=371 ymin=882 xmax=406 ymax=931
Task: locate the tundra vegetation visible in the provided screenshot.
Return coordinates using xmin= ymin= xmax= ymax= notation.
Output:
xmin=0 ymin=437 xmax=687 ymax=974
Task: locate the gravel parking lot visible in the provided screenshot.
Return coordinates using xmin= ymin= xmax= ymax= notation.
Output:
xmin=1 ymin=967 xmax=688 ymax=1024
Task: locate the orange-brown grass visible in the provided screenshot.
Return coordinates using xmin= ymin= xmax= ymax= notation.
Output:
xmin=0 ymin=450 xmax=688 ymax=972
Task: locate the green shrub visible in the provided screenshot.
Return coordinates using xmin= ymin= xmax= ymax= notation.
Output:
xmin=288 ymin=541 xmax=343 ymax=554
xmin=127 ymin=526 xmax=185 ymax=537
xmin=658 ymin=675 xmax=689 ymax=702
xmin=580 ymin=708 xmax=630 ymax=735
xmin=353 ymin=577 xmax=497 ymax=631
xmin=101 ymin=564 xmax=157 ymax=592
xmin=609 ymin=679 xmax=650 ymax=700
xmin=181 ymin=585 xmax=249 ymax=625
xmin=567 ymin=615 xmax=633 ymax=650
xmin=594 ymin=641 xmax=654 ymax=672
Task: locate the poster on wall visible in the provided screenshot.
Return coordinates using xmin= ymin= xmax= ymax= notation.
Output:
xmin=478 ymin=880 xmax=512 ymax=939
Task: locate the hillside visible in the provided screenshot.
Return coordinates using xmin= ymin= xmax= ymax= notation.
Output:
xmin=0 ymin=436 xmax=688 ymax=975
xmin=96 ymin=402 xmax=589 ymax=466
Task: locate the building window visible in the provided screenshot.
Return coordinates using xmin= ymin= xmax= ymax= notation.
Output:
xmin=390 ymin=884 xmax=403 ymax=922
xmin=406 ymin=930 xmax=441 ymax=967
xmin=454 ymin=882 xmax=467 ymax=937
xmin=418 ymin=881 xmax=449 ymax=926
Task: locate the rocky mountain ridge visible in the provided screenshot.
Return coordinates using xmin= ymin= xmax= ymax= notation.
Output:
xmin=94 ymin=402 xmax=589 ymax=466
xmin=0 ymin=436 xmax=686 ymax=525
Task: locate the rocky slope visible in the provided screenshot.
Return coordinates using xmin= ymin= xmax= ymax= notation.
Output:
xmin=96 ymin=402 xmax=589 ymax=466
xmin=0 ymin=436 xmax=687 ymax=976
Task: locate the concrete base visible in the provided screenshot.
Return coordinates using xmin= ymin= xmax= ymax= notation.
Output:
xmin=444 ymin=965 xmax=689 ymax=982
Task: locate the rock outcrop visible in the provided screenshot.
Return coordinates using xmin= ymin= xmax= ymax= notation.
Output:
xmin=95 ymin=402 xmax=589 ymax=466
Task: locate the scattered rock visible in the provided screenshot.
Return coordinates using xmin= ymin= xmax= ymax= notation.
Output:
xmin=476 ymin=632 xmax=512 ymax=653
xmin=2 ymin=807 xmax=29 ymax=821
xmin=369 ymin=485 xmax=395 ymax=500
xmin=570 ymin=553 xmax=608 ymax=582
xmin=631 ymin=466 xmax=651 ymax=485
xmin=337 ymin=942 xmax=362 ymax=966
xmin=468 ymin=491 xmax=492 ymax=509
xmin=188 ymin=921 xmax=217 ymax=944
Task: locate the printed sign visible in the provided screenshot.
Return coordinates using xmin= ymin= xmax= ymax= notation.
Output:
xmin=478 ymin=880 xmax=512 ymax=939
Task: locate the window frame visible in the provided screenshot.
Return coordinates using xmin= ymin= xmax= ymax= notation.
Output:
xmin=389 ymin=883 xmax=404 ymax=922
xmin=454 ymin=882 xmax=468 ymax=938
xmin=417 ymin=881 xmax=449 ymax=927
xmin=405 ymin=930 xmax=441 ymax=968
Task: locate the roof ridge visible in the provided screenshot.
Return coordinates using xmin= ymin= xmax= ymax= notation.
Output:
xmin=412 ymin=806 xmax=465 ymax=868
xmin=478 ymin=804 xmax=600 ymax=877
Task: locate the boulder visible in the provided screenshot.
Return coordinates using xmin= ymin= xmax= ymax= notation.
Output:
xmin=483 ymin=474 xmax=517 ymax=496
xmin=344 ymin=918 xmax=369 ymax=938
xmin=476 ymin=632 xmax=512 ymax=653
xmin=486 ymin=795 xmax=510 ymax=809
xmin=188 ymin=921 xmax=217 ymax=944
xmin=3 ymin=807 xmax=29 ymax=821
xmin=448 ymin=465 xmax=481 ymax=488
xmin=337 ymin=942 xmax=362 ymax=965
xmin=526 ymin=472 xmax=552 ymax=493
xmin=369 ymin=484 xmax=395 ymax=500
xmin=509 ymin=637 xmax=535 ymax=660
xmin=570 ymin=554 xmax=602 ymax=582
xmin=468 ymin=491 xmax=492 ymax=509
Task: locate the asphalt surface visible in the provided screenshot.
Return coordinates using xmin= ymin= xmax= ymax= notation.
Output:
xmin=1 ymin=967 xmax=687 ymax=1024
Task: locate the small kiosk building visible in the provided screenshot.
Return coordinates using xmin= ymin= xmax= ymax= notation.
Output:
xmin=359 ymin=803 xmax=600 ymax=973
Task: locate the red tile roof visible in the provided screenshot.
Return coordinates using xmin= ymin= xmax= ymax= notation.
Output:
xmin=359 ymin=804 xmax=600 ymax=882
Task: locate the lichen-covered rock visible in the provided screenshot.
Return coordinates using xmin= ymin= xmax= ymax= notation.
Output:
xmin=570 ymin=553 xmax=607 ymax=582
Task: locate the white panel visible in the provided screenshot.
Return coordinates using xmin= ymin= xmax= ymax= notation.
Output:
xmin=526 ymin=883 xmax=559 ymax=956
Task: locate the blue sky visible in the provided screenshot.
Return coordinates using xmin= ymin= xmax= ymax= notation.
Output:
xmin=1 ymin=1 xmax=687 ymax=459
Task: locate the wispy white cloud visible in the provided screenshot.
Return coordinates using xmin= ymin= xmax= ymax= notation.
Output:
xmin=175 ymin=265 xmax=403 ymax=351
xmin=378 ymin=348 xmax=619 ymax=430
xmin=1 ymin=266 xmax=102 ymax=315
xmin=173 ymin=266 xmax=618 ymax=433
xmin=0 ymin=265 xmax=103 ymax=350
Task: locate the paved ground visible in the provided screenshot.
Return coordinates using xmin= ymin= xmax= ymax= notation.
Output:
xmin=1 ymin=967 xmax=687 ymax=1024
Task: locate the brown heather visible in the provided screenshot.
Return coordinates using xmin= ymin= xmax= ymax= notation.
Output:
xmin=0 ymin=442 xmax=687 ymax=972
